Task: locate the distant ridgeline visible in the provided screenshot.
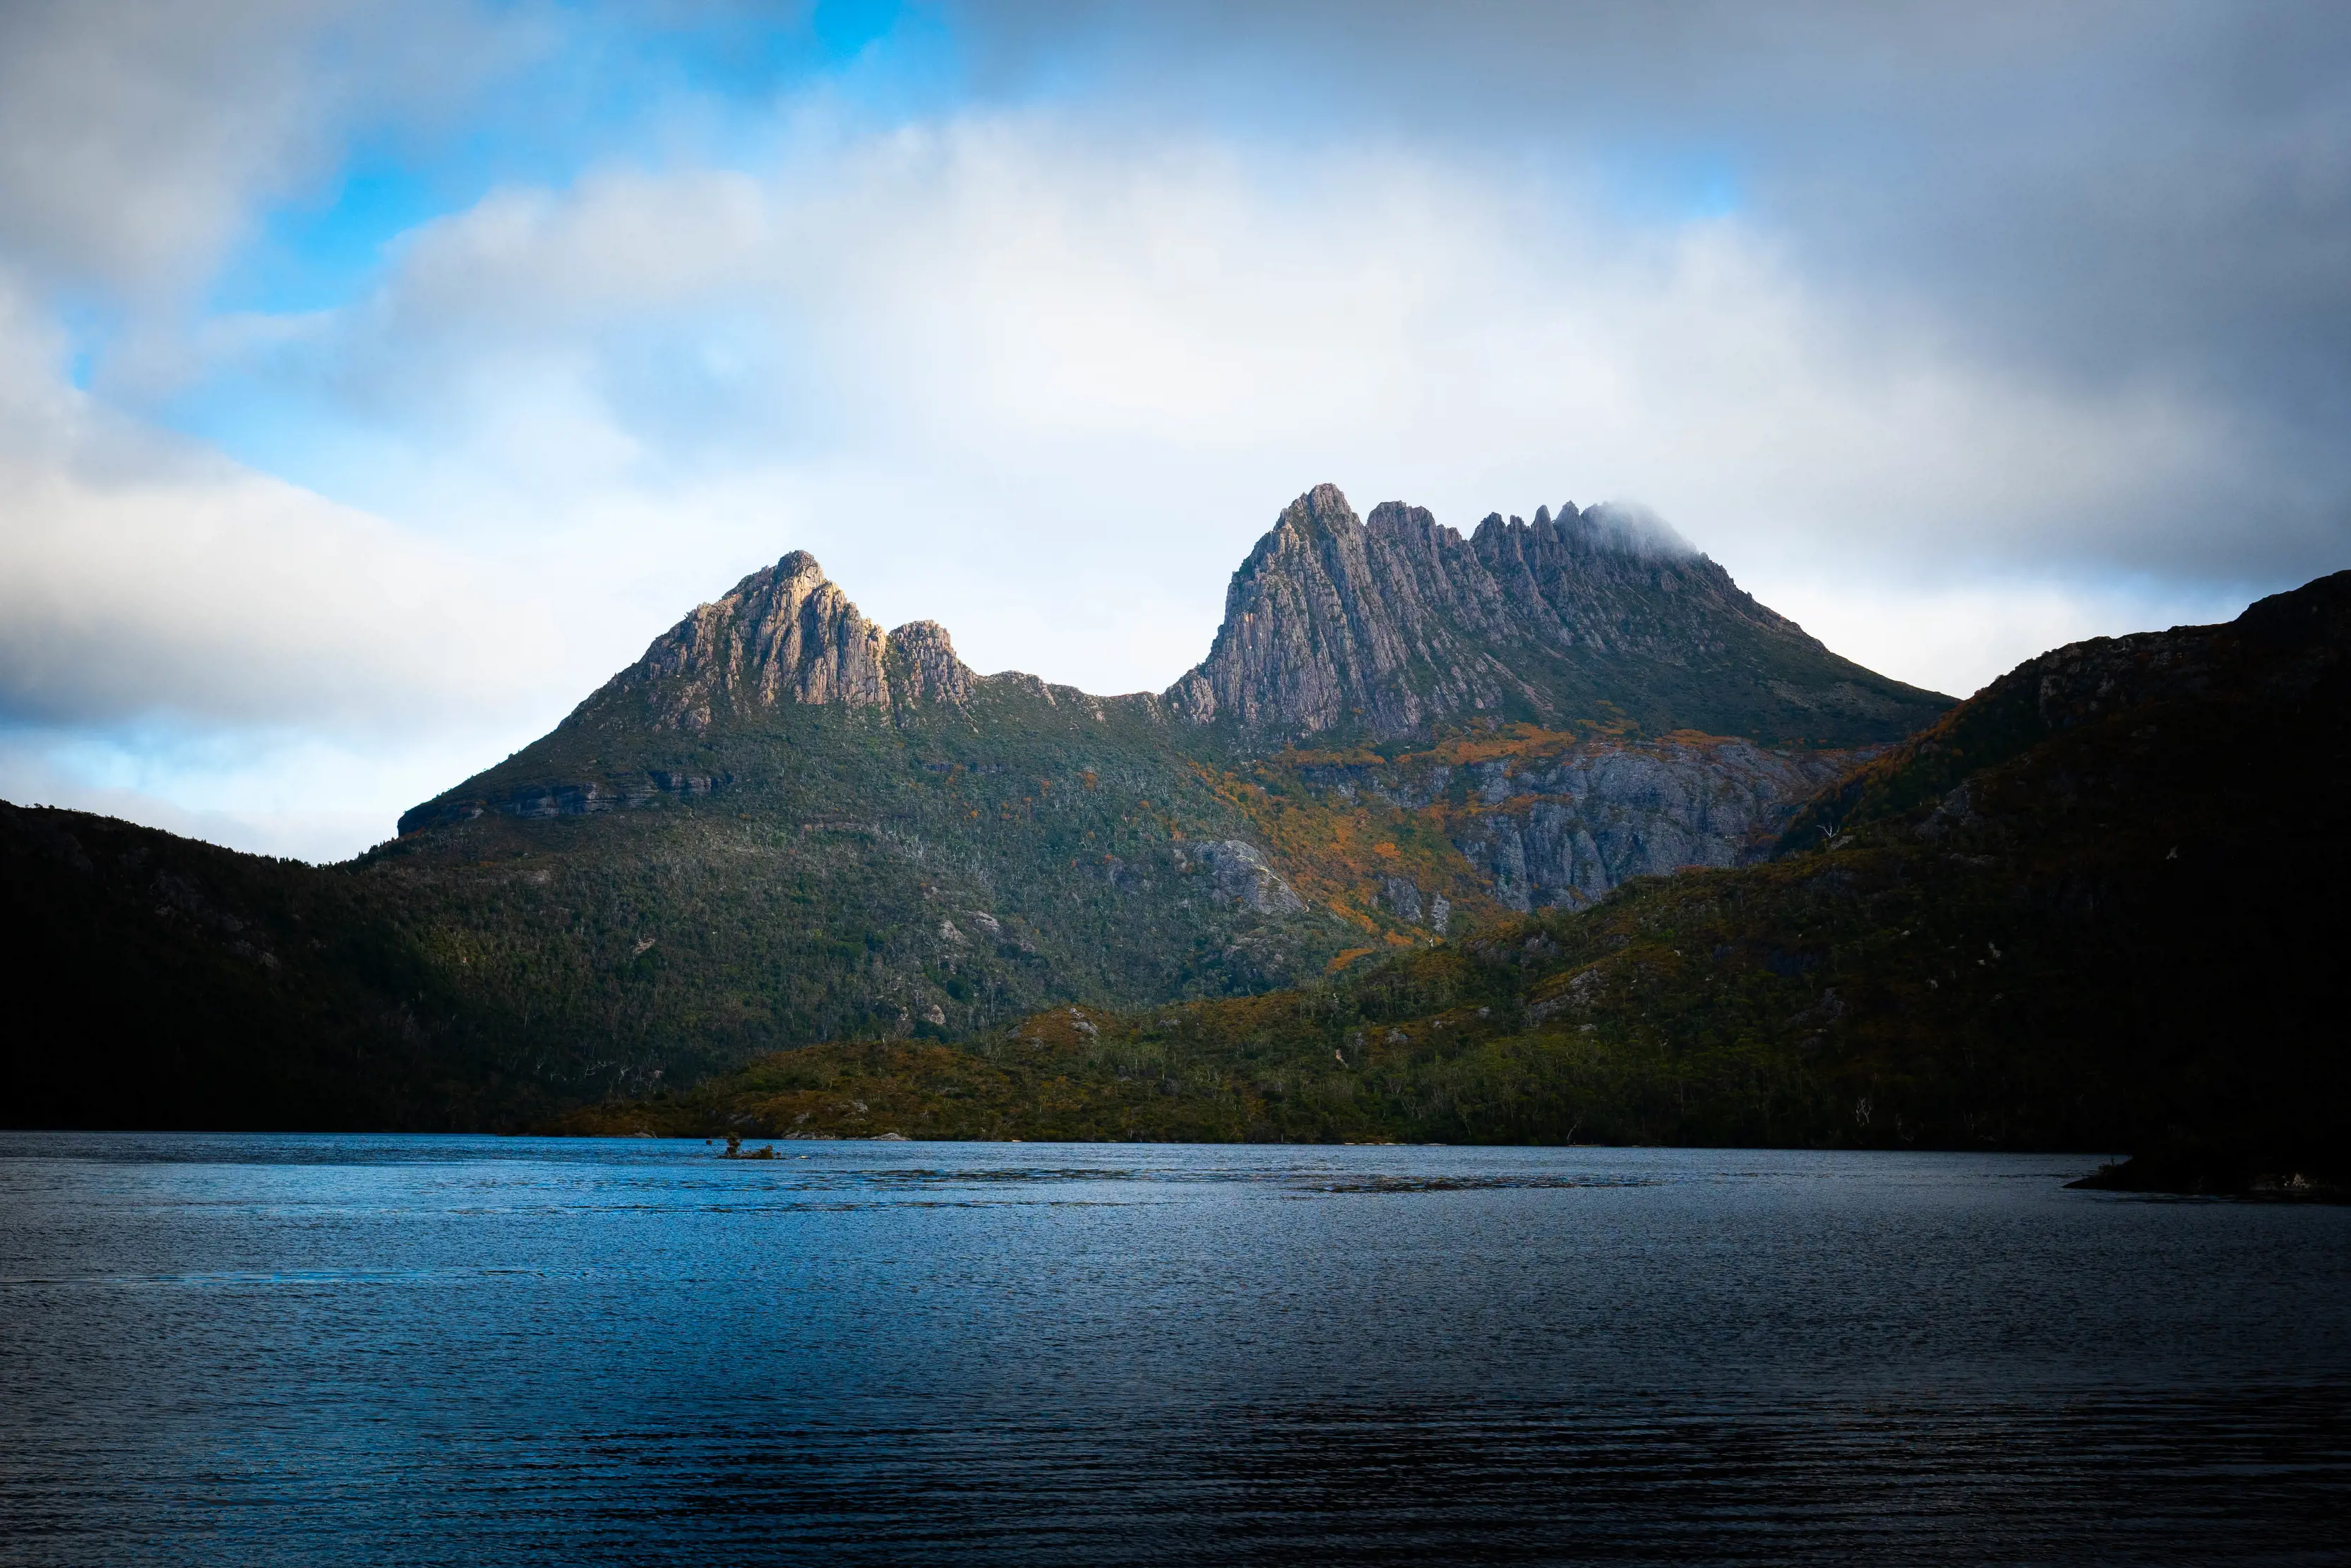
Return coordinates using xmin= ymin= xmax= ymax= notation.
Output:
xmin=11 ymin=486 xmax=2345 ymax=1184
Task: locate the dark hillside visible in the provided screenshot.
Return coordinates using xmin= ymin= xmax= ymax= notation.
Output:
xmin=0 ymin=803 xmax=544 ymax=1130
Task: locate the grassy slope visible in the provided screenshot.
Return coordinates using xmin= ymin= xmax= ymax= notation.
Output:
xmin=355 ymin=689 xmax=1383 ymax=1086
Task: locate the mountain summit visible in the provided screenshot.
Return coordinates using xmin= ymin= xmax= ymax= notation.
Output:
xmin=536 ymin=484 xmax=1944 ymax=767
xmin=397 ymin=484 xmax=1948 ymax=922
xmin=1166 ymin=484 xmax=1946 ymax=748
xmin=599 ymin=550 xmax=976 ymax=731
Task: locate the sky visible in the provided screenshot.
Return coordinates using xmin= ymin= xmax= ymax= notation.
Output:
xmin=1 ymin=0 xmax=2345 ymax=862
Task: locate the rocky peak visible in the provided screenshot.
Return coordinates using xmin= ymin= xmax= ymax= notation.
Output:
xmin=887 ymin=620 xmax=975 ymax=706
xmin=1163 ymin=485 xmax=1539 ymax=738
xmin=1167 ymin=484 xmax=1949 ymax=748
xmin=604 ymin=553 xmax=974 ymax=730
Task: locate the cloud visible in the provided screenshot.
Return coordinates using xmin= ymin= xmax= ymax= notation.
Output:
xmin=170 ymin=110 xmax=2308 ymax=699
xmin=0 ymin=264 xmax=584 ymax=858
xmin=943 ymin=1 xmax=2351 ymax=570
xmin=0 ymin=273 xmax=559 ymax=736
xmin=0 ymin=0 xmax=537 ymax=299
xmin=0 ymin=0 xmax=335 ymax=293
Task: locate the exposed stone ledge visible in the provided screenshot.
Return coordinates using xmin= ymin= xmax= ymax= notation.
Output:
xmin=397 ymin=770 xmax=729 ymax=835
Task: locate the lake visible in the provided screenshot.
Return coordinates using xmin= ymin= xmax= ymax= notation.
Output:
xmin=1 ymin=1135 xmax=2345 ymax=1564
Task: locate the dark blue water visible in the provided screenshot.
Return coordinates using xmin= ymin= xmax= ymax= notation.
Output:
xmin=2 ymin=1136 xmax=2346 ymax=1565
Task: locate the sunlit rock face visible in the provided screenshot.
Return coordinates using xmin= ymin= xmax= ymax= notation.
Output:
xmin=885 ymin=620 xmax=975 ymax=707
xmin=611 ymin=551 xmax=977 ymax=730
xmin=1168 ymin=484 xmax=1950 ymax=749
xmin=1162 ymin=484 xmax=1542 ymax=738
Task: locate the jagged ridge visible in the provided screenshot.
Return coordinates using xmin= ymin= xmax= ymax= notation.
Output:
xmin=614 ymin=549 xmax=975 ymax=730
xmin=1165 ymin=484 xmax=1949 ymax=747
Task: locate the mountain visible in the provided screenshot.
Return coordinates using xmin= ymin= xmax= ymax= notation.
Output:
xmin=4 ymin=485 xmax=1947 ymax=1130
xmin=397 ymin=547 xmax=1021 ymax=834
xmin=566 ymin=571 xmax=2351 ymax=1192
xmin=1166 ymin=484 xmax=1947 ymax=747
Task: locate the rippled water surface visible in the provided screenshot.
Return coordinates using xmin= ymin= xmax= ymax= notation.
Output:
xmin=3 ymin=1135 xmax=2347 ymax=1565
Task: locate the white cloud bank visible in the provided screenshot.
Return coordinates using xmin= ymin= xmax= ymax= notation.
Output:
xmin=0 ymin=276 xmax=569 ymax=858
xmin=196 ymin=115 xmax=2287 ymax=693
xmin=0 ymin=276 xmax=562 ymax=729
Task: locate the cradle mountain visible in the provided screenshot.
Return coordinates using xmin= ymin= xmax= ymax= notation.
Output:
xmin=6 ymin=485 xmax=2343 ymax=1185
xmin=573 ymin=568 xmax=2350 ymax=1193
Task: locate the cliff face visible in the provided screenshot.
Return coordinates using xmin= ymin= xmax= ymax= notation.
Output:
xmin=607 ymin=551 xmax=976 ymax=731
xmin=1453 ymin=741 xmax=1855 ymax=912
xmin=1311 ymin=736 xmax=1858 ymax=915
xmin=886 ymin=620 xmax=976 ymax=707
xmin=1167 ymin=484 xmax=1949 ymax=748
xmin=1257 ymin=731 xmax=1864 ymax=930
xmin=1163 ymin=486 xmax=1541 ymax=737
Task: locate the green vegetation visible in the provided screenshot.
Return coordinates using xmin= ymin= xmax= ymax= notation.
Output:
xmin=565 ymin=810 xmax=2340 ymax=1164
xmin=364 ymin=687 xmax=1408 ymax=1081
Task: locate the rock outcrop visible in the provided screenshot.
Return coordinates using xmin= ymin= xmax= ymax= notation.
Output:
xmin=1449 ymin=739 xmax=1857 ymax=911
xmin=604 ymin=552 xmax=976 ymax=730
xmin=1163 ymin=485 xmax=1545 ymax=737
xmin=886 ymin=619 xmax=976 ymax=707
xmin=1167 ymin=485 xmax=1949 ymax=748
xmin=1297 ymin=733 xmax=1860 ymax=916
xmin=397 ymin=770 xmax=726 ymax=835
xmin=1182 ymin=839 xmax=1308 ymax=915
